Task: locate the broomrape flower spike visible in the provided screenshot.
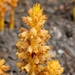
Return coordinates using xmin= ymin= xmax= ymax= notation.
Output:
xmin=7 ymin=0 xmax=18 ymax=30
xmin=0 ymin=59 xmax=10 ymax=75
xmin=16 ymin=4 xmax=64 ymax=75
xmin=0 ymin=0 xmax=8 ymax=31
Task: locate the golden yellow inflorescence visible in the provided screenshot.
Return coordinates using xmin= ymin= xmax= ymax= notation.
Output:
xmin=0 ymin=59 xmax=10 ymax=75
xmin=16 ymin=4 xmax=64 ymax=75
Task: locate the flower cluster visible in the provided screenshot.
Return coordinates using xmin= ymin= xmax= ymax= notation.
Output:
xmin=7 ymin=0 xmax=18 ymax=8
xmin=0 ymin=59 xmax=10 ymax=75
xmin=16 ymin=4 xmax=64 ymax=75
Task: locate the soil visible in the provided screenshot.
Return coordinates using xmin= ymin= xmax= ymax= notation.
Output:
xmin=0 ymin=0 xmax=75 ymax=75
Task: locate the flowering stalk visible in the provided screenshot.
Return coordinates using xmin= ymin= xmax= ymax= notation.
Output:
xmin=7 ymin=0 xmax=18 ymax=30
xmin=0 ymin=59 xmax=10 ymax=75
xmin=0 ymin=15 xmax=4 ymax=31
xmin=0 ymin=0 xmax=8 ymax=31
xmin=16 ymin=4 xmax=64 ymax=75
xmin=10 ymin=8 xmax=14 ymax=29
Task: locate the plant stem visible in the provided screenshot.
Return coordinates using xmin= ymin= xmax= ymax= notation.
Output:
xmin=0 ymin=13 xmax=1 ymax=31
xmin=10 ymin=8 xmax=14 ymax=30
xmin=0 ymin=15 xmax=4 ymax=31
xmin=73 ymin=0 xmax=75 ymax=21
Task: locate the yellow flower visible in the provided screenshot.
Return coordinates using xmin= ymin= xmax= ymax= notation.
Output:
xmin=28 ymin=4 xmax=42 ymax=17
xmin=46 ymin=60 xmax=64 ymax=75
xmin=0 ymin=59 xmax=10 ymax=75
xmin=22 ymin=4 xmax=46 ymax=29
xmin=16 ymin=3 xmax=64 ymax=75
